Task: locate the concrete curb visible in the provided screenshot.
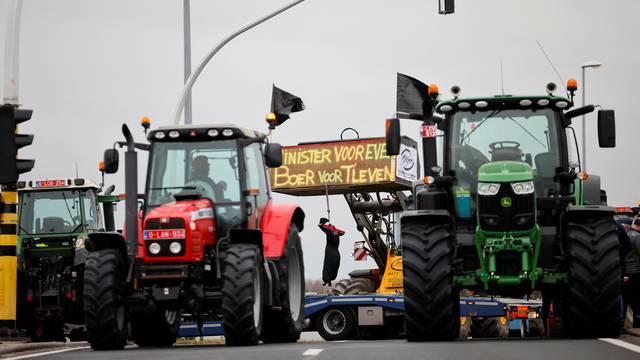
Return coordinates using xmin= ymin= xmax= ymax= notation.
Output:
xmin=624 ymin=328 xmax=640 ymax=338
xmin=0 ymin=341 xmax=86 ymax=358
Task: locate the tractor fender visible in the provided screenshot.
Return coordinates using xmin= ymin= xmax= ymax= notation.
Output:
xmin=581 ymin=174 xmax=604 ymax=205
xmin=565 ymin=204 xmax=615 ymax=217
xmin=400 ymin=209 xmax=453 ymax=226
xmin=85 ymin=232 xmax=129 ymax=261
xmin=261 ymin=202 xmax=305 ymax=259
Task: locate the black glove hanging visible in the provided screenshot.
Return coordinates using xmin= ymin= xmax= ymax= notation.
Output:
xmin=318 ymin=217 xmax=345 ymax=286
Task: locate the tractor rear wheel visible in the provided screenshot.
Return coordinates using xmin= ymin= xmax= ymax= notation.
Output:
xmin=331 ymin=277 xmax=375 ymax=295
xmin=131 ymin=309 xmax=180 ymax=347
xmin=83 ymin=249 xmax=128 ymax=350
xmin=470 ymin=317 xmax=509 ymax=338
xmin=262 ymin=224 xmax=305 ymax=343
xmin=222 ymin=244 xmax=264 ymax=346
xmin=564 ymin=215 xmax=622 ymax=338
xmin=402 ymin=219 xmax=459 ymax=341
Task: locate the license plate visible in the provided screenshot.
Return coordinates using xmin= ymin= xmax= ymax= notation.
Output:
xmin=143 ymin=229 xmax=185 ymax=240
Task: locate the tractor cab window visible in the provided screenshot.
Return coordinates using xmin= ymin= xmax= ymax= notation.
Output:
xmin=19 ymin=190 xmax=83 ymax=235
xmin=147 ymin=140 xmax=243 ymax=233
xmin=449 ymin=108 xmax=560 ymax=199
xmin=82 ymin=190 xmax=102 ymax=231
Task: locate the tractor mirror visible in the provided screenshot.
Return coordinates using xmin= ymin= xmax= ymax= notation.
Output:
xmin=103 ymin=148 xmax=119 ymax=174
xmin=385 ymin=118 xmax=401 ymax=156
xmin=564 ymin=105 xmax=595 ymax=120
xmin=353 ymin=241 xmax=367 ymax=261
xmin=597 ymin=109 xmax=616 ymax=148
xmin=264 ymin=143 xmax=283 ymax=168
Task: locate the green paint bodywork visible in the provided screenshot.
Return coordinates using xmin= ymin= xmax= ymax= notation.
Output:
xmin=478 ymin=161 xmax=534 ymax=183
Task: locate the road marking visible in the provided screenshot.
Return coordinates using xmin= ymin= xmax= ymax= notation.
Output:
xmin=302 ymin=348 xmax=324 ymax=356
xmin=599 ymin=338 xmax=640 ymax=354
xmin=3 ymin=346 xmax=89 ymax=360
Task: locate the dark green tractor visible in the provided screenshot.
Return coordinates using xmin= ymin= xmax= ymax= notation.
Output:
xmin=386 ymin=79 xmax=621 ymax=340
xmin=16 ymin=179 xmax=118 ymax=341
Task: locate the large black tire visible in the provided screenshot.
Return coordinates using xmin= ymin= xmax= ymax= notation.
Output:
xmin=470 ymin=317 xmax=509 ymax=338
xmin=83 ymin=249 xmax=128 ymax=350
xmin=331 ymin=277 xmax=376 ymax=295
xmin=222 ymin=244 xmax=264 ymax=346
xmin=402 ymin=219 xmax=459 ymax=341
xmin=131 ymin=309 xmax=180 ymax=347
xmin=564 ymin=215 xmax=622 ymax=338
xmin=315 ymin=307 xmax=357 ymax=341
xmin=262 ymin=224 xmax=305 ymax=343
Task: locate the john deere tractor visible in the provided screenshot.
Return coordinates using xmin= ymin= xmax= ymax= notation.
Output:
xmin=16 ymin=178 xmax=118 ymax=341
xmin=386 ymin=78 xmax=620 ymax=340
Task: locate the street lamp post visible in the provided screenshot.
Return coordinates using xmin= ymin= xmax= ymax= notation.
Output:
xmin=580 ymin=60 xmax=602 ymax=171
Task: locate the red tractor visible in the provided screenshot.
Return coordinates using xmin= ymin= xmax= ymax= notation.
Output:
xmin=83 ymin=122 xmax=305 ymax=349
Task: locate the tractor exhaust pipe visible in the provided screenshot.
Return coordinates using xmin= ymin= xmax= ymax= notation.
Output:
xmin=122 ymin=124 xmax=138 ymax=257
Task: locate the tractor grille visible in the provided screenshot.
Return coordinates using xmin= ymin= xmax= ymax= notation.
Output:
xmin=478 ymin=183 xmax=535 ymax=232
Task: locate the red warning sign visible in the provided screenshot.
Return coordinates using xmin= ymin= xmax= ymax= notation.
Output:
xmin=354 ymin=247 xmax=367 ymax=261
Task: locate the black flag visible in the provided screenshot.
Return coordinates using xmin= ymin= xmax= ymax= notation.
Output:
xmin=269 ymin=85 xmax=305 ymax=129
xmin=396 ymin=73 xmax=431 ymax=120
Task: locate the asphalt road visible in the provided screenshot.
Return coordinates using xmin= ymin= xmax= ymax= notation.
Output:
xmin=13 ymin=336 xmax=640 ymax=360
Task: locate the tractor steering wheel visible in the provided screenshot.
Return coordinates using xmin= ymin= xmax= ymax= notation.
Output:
xmin=489 ymin=141 xmax=521 ymax=151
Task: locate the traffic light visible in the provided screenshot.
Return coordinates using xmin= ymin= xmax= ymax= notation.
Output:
xmin=0 ymin=104 xmax=34 ymax=185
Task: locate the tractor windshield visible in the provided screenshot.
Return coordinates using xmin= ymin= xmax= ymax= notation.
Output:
xmin=19 ymin=190 xmax=86 ymax=235
xmin=449 ymin=108 xmax=561 ymax=196
xmin=147 ymin=140 xmax=243 ymax=229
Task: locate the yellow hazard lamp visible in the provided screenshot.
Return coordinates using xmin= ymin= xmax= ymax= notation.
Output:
xmin=578 ymin=171 xmax=589 ymax=181
xmin=567 ymin=78 xmax=578 ymax=92
xmin=99 ymin=161 xmax=105 ymax=172
xmin=266 ymin=112 xmax=277 ymax=128
xmin=423 ymin=176 xmax=435 ymax=185
xmin=141 ymin=116 xmax=151 ymax=134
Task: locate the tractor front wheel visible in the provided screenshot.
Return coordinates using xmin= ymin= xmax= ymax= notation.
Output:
xmin=83 ymin=249 xmax=128 ymax=350
xmin=564 ymin=215 xmax=622 ymax=338
xmin=222 ymin=244 xmax=264 ymax=346
xmin=402 ymin=219 xmax=459 ymax=341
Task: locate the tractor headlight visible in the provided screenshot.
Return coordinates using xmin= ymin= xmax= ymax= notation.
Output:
xmin=169 ymin=242 xmax=182 ymax=254
xmin=478 ymin=183 xmax=501 ymax=196
xmin=149 ymin=242 xmax=161 ymax=255
xmin=511 ymin=181 xmax=535 ymax=195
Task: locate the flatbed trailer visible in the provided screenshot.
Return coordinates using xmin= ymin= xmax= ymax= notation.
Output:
xmin=178 ymin=294 xmax=542 ymax=339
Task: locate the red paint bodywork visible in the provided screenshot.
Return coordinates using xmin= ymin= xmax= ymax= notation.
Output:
xmin=261 ymin=201 xmax=304 ymax=259
xmin=142 ymin=199 xmax=215 ymax=263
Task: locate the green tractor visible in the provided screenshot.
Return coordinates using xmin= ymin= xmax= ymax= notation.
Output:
xmin=386 ymin=78 xmax=621 ymax=340
xmin=16 ymin=178 xmax=118 ymax=341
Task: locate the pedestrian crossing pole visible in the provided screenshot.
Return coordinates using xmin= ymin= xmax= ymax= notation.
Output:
xmin=0 ymin=185 xmax=18 ymax=321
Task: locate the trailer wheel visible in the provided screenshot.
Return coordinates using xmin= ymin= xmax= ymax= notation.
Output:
xmin=331 ymin=277 xmax=375 ymax=295
xmin=315 ymin=307 xmax=356 ymax=341
xmin=470 ymin=317 xmax=509 ymax=338
xmin=402 ymin=219 xmax=459 ymax=341
xmin=131 ymin=309 xmax=180 ymax=347
xmin=83 ymin=249 xmax=128 ymax=350
xmin=262 ymin=224 xmax=305 ymax=343
xmin=564 ymin=215 xmax=622 ymax=338
xmin=222 ymin=244 xmax=264 ymax=346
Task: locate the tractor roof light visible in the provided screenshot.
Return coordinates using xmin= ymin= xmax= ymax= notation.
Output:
xmin=555 ymin=101 xmax=569 ymax=109
xmin=154 ymin=131 xmax=166 ymax=139
xmin=428 ymin=83 xmax=440 ymax=99
xmin=458 ymin=101 xmax=471 ymax=109
xmin=475 ymin=101 xmax=488 ymax=108
xmin=141 ymin=116 xmax=151 ymax=127
xmin=99 ymin=162 xmax=105 ymax=172
xmin=169 ymin=130 xmax=180 ymax=139
xmin=578 ymin=171 xmax=589 ymax=181
xmin=423 ymin=176 xmax=435 ymax=185
xmin=207 ymin=129 xmax=219 ymax=137
xmin=567 ymin=78 xmax=578 ymax=92
xmin=222 ymin=129 xmax=234 ymax=137
xmin=519 ymin=99 xmax=532 ymax=107
xmin=439 ymin=105 xmax=453 ymax=113
xmin=537 ymin=99 xmax=550 ymax=106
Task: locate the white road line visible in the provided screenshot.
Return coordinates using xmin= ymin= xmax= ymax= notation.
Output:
xmin=302 ymin=348 xmax=324 ymax=356
xmin=3 ymin=346 xmax=89 ymax=360
xmin=599 ymin=338 xmax=640 ymax=354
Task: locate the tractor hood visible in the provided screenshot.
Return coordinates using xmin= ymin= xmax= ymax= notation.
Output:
xmin=478 ymin=161 xmax=533 ymax=183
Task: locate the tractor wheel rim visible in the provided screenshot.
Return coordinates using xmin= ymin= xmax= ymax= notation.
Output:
xmin=253 ymin=263 xmax=262 ymax=328
xmin=288 ymin=247 xmax=302 ymax=320
xmin=322 ymin=309 xmax=346 ymax=335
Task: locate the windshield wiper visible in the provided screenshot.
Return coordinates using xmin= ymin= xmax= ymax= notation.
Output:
xmin=148 ymin=186 xmax=197 ymax=191
xmin=507 ymin=117 xmax=547 ymax=148
xmin=461 ymin=108 xmax=503 ymax=144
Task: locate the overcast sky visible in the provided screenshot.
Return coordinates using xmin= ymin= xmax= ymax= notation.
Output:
xmin=1 ymin=0 xmax=638 ymax=280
